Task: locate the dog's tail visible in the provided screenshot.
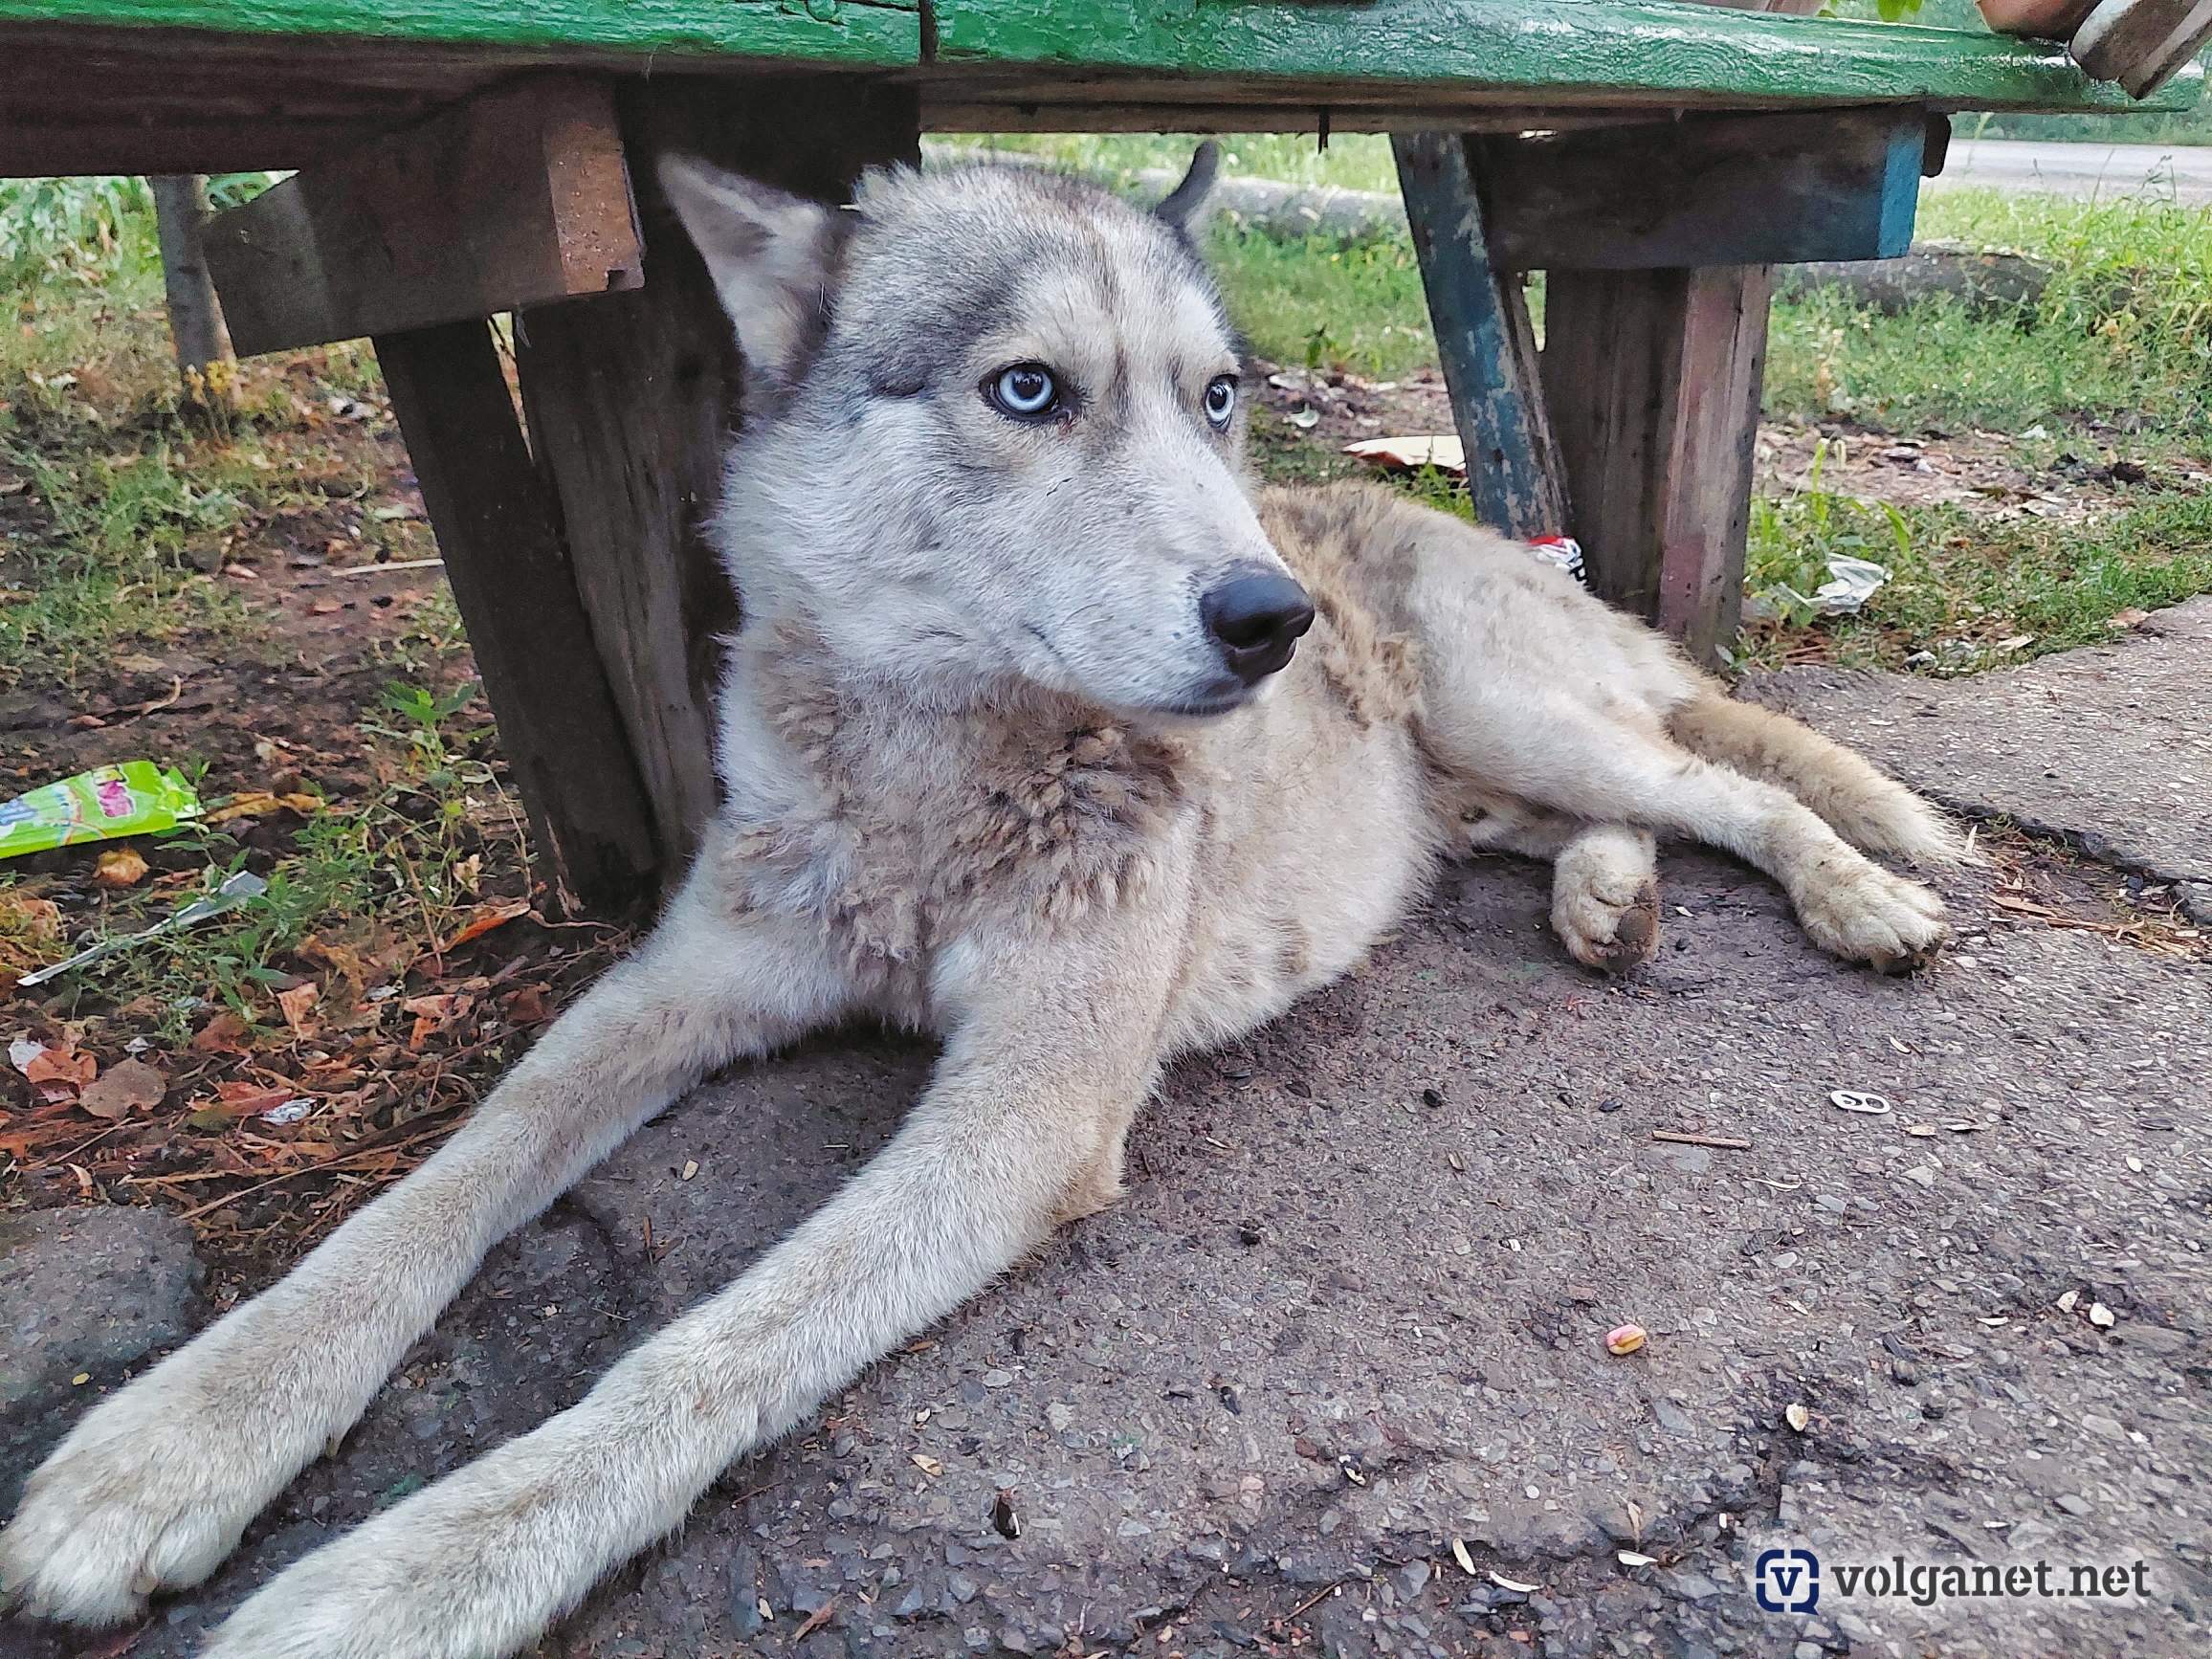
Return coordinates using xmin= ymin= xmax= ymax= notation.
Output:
xmin=1670 ymin=686 xmax=1971 ymax=867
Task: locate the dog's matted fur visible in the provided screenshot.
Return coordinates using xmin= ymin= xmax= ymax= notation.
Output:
xmin=3 ymin=149 xmax=1959 ymax=1658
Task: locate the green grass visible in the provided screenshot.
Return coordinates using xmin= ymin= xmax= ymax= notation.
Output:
xmin=1210 ymin=229 xmax=1437 ymax=377
xmin=1741 ymin=471 xmax=2212 ymax=672
xmin=1766 ymin=189 xmax=2212 ymax=453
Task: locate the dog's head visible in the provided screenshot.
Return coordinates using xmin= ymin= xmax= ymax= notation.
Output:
xmin=660 ymin=145 xmax=1313 ymax=718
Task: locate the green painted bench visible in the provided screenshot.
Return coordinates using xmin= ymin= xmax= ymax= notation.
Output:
xmin=2 ymin=0 xmax=2198 ymax=913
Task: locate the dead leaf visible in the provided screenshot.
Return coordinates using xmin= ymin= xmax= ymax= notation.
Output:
xmin=1344 ymin=434 xmax=1467 ymax=476
xmin=94 ymin=848 xmax=150 ymax=888
xmin=208 ymin=1080 xmax=297 ymax=1119
xmin=191 ymin=1009 xmax=253 ymax=1054
xmin=910 ymin=1453 xmax=944 ymax=1477
xmin=502 ymin=984 xmax=552 ymax=1025
xmin=24 ymin=1043 xmax=97 ymax=1100
xmin=276 ymin=981 xmax=320 ymax=1036
xmin=440 ymin=900 xmax=531 ymax=953
xmin=78 ymin=1057 xmax=166 ymax=1120
xmin=791 ymin=1600 xmax=836 ymax=1641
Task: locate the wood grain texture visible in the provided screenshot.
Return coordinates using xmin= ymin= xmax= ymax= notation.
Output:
xmin=926 ymin=0 xmax=2202 ymax=113
xmin=1473 ymin=107 xmax=1928 ymax=270
xmin=0 ymin=0 xmax=918 ymax=64
xmin=514 ymin=79 xmax=921 ymax=886
xmin=205 ymin=76 xmax=641 ymax=356
xmin=1393 ymin=133 xmax=1564 ymax=540
xmin=375 ymin=320 xmax=659 ymax=916
xmin=1542 ymin=265 xmax=1774 ymax=665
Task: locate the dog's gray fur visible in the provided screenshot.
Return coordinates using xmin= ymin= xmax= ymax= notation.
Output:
xmin=4 ymin=151 xmax=1959 ymax=1658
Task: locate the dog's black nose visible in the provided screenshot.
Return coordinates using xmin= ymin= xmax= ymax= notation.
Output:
xmin=1202 ymin=568 xmax=1316 ymax=684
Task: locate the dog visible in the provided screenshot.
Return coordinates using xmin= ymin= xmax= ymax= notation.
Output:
xmin=2 ymin=145 xmax=1959 ymax=1658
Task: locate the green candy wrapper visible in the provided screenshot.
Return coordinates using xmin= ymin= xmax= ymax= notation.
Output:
xmin=0 ymin=762 xmax=202 ymax=860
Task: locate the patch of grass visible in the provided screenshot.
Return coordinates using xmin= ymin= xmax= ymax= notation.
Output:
xmin=1738 ymin=475 xmax=2212 ymax=672
xmin=1767 ymin=189 xmax=2212 ymax=454
xmin=1208 ymin=228 xmax=1435 ymax=377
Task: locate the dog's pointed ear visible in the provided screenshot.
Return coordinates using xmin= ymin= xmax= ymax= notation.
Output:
xmin=656 ymin=153 xmax=839 ymax=382
xmin=1155 ymin=141 xmax=1221 ymax=237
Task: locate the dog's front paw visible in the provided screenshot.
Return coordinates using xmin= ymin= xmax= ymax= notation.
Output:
xmin=203 ymin=1478 xmax=567 ymax=1659
xmin=1795 ymin=861 xmax=1948 ymax=971
xmin=2 ymin=1383 xmax=275 ymax=1625
xmin=1553 ymin=874 xmax=1660 ymax=974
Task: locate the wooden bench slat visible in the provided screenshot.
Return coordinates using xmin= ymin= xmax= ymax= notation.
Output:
xmin=926 ymin=0 xmax=2202 ymax=115
xmin=0 ymin=0 xmax=921 ymax=66
xmin=203 ymin=77 xmax=642 ymax=357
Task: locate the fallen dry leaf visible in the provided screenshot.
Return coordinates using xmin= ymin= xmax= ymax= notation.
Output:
xmin=191 ymin=1009 xmax=253 ymax=1054
xmin=441 ymin=900 xmax=532 ymax=953
xmin=77 ymin=1057 xmax=166 ymax=1120
xmin=276 ymin=981 xmax=320 ymax=1036
xmin=502 ymin=984 xmax=552 ymax=1026
xmin=791 ymin=1601 xmax=837 ymax=1642
xmin=1344 ymin=433 xmax=1467 ymax=476
xmin=910 ymin=1453 xmax=944 ymax=1477
xmin=93 ymin=848 xmax=150 ymax=888
xmin=24 ymin=1043 xmax=97 ymax=1101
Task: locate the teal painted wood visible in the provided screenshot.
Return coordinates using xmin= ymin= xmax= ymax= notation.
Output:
xmin=1393 ymin=133 xmax=1563 ymax=540
xmin=1875 ymin=119 xmax=1925 ymax=257
xmin=929 ymin=0 xmax=2203 ymax=114
xmin=0 ymin=0 xmax=919 ymax=64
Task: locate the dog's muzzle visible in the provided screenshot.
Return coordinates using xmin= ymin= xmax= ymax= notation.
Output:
xmin=1202 ymin=567 xmax=1316 ymax=685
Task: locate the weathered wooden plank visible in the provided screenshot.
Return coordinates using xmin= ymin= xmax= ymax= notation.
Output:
xmin=0 ymin=0 xmax=919 ymax=66
xmin=514 ymin=79 xmax=921 ymax=886
xmin=204 ymin=76 xmax=640 ymax=357
xmin=925 ymin=0 xmax=2202 ymax=114
xmin=1473 ymin=106 xmax=1928 ymax=270
xmin=1541 ymin=265 xmax=1774 ymax=665
xmin=1392 ymin=133 xmax=1564 ymax=540
xmin=374 ymin=319 xmax=659 ymax=916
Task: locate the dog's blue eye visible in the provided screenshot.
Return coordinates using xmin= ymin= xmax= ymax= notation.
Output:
xmin=989 ymin=364 xmax=1058 ymax=419
xmin=1204 ymin=375 xmax=1237 ymax=429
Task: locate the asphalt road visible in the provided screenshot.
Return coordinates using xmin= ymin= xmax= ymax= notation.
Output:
xmin=1932 ymin=136 xmax=2212 ymax=205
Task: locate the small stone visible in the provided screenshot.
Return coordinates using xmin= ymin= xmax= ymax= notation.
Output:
xmin=2055 ymin=1493 xmax=2091 ymax=1516
xmin=1045 ymin=1403 xmax=1074 ymax=1432
xmin=1785 ymin=1403 xmax=1811 ymax=1433
xmin=980 ymin=1368 xmax=1015 ymax=1388
xmin=1394 ymin=1560 xmax=1431 ymax=1598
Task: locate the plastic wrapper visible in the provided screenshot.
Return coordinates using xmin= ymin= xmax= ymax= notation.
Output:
xmin=0 ymin=762 xmax=201 ymax=861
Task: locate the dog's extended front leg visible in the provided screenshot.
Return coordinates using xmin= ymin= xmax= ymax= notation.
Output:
xmin=196 ymin=875 xmax=1189 ymax=1659
xmin=1 ymin=861 xmax=853 ymax=1627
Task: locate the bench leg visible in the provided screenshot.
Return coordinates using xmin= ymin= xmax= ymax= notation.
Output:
xmin=1540 ymin=265 xmax=1775 ymax=666
xmin=375 ymin=319 xmax=658 ymax=916
xmin=1392 ymin=133 xmax=1566 ymax=541
xmin=513 ymin=79 xmax=920 ymax=886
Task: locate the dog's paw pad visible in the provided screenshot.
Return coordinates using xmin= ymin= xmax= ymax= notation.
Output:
xmin=1555 ymin=877 xmax=1661 ymax=974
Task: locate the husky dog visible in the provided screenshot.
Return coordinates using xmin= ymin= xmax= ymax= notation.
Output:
xmin=3 ymin=147 xmax=1958 ymax=1657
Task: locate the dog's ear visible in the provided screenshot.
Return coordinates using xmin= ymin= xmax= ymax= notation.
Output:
xmin=656 ymin=153 xmax=840 ymax=383
xmin=1155 ymin=141 xmax=1221 ymax=238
